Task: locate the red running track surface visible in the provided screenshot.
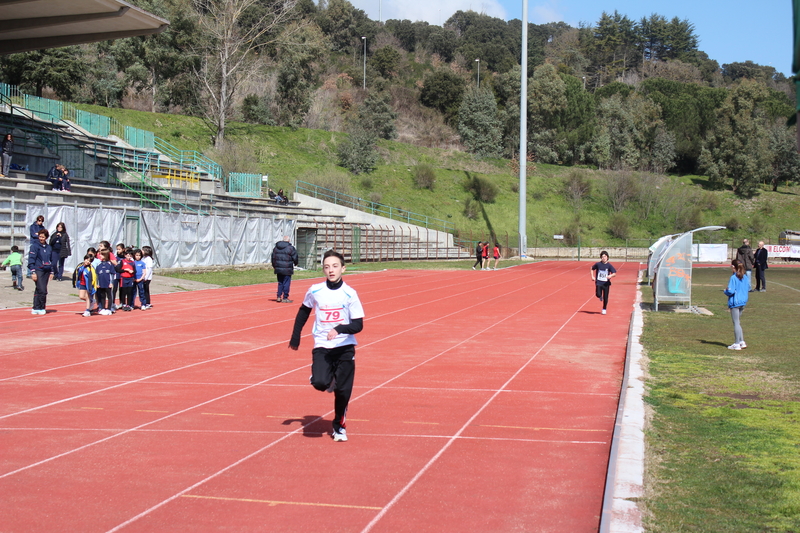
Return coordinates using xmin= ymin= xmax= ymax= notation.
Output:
xmin=0 ymin=261 xmax=638 ymax=533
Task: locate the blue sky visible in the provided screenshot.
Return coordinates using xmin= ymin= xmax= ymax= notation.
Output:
xmin=350 ymin=0 xmax=793 ymax=75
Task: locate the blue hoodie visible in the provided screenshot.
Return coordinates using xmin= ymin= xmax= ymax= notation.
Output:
xmin=724 ymin=273 xmax=749 ymax=308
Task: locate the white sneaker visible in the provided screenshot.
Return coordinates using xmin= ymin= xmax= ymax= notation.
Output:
xmin=601 ymin=309 xmax=607 ymax=315
xmin=739 ymin=341 xmax=746 ymax=349
xmin=82 ymin=310 xmax=91 ymax=317
xmin=31 ymin=309 xmax=39 ymax=315
xmin=332 ymin=428 xmax=347 ymax=442
xmin=728 ymin=343 xmax=741 ymax=350
xmin=100 ymin=309 xmax=112 ymax=316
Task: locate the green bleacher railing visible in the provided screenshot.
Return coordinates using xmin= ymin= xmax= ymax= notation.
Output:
xmin=227 ymin=172 xmax=263 ymax=197
xmin=153 ymin=137 xmax=222 ymax=182
xmin=295 ymin=180 xmax=456 ymax=234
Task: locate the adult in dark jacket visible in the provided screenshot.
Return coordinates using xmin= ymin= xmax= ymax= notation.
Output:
xmin=754 ymin=241 xmax=769 ymax=292
xmin=271 ymin=236 xmax=298 ymax=303
xmin=28 ymin=228 xmax=53 ymax=315
xmin=735 ymin=239 xmax=756 ymax=290
xmin=49 ymin=222 xmax=72 ymax=281
xmin=1 ymin=133 xmax=13 ymax=177
xmin=28 ymin=215 xmax=45 ymax=277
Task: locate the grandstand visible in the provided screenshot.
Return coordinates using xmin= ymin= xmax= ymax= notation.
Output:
xmin=0 ymin=85 xmax=470 ymax=268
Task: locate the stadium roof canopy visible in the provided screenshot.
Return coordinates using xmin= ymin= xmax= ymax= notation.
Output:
xmin=0 ymin=0 xmax=169 ymax=55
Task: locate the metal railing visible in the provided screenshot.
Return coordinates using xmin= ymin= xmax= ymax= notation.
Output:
xmin=154 ymin=137 xmax=222 ymax=182
xmin=227 ymin=172 xmax=262 ymax=197
xmin=296 ymin=180 xmax=456 ymax=234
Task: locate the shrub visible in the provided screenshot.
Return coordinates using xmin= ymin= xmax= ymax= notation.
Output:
xmin=725 ymin=216 xmax=742 ymax=231
xmin=337 ymin=128 xmax=378 ymax=175
xmin=749 ymin=215 xmax=766 ymax=234
xmin=413 ymin=164 xmax=436 ymax=190
xmin=464 ymin=174 xmax=498 ymax=203
xmin=563 ymin=170 xmax=592 ymax=211
xmin=360 ymin=176 xmax=373 ymax=189
xmin=608 ymin=213 xmax=630 ymax=239
xmin=463 ymin=198 xmax=480 ymax=220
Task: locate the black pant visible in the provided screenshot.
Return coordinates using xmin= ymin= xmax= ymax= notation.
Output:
xmin=33 ymin=268 xmax=51 ymax=310
xmin=311 ymin=345 xmax=356 ymax=432
xmin=595 ymin=282 xmax=610 ymax=309
xmin=97 ymin=288 xmax=112 ymax=310
xmin=755 ymin=265 xmax=767 ymax=290
xmin=473 ymin=254 xmax=482 ymax=269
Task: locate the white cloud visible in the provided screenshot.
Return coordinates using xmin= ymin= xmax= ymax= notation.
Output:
xmin=530 ymin=3 xmax=565 ymax=25
xmin=349 ymin=0 xmax=507 ymax=25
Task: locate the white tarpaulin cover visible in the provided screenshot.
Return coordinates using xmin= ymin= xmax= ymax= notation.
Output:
xmin=25 ymin=206 xmax=296 ymax=272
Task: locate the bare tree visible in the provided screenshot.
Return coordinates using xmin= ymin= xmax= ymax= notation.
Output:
xmin=193 ymin=0 xmax=299 ymax=147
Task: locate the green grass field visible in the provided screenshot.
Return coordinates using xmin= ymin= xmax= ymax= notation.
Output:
xmin=641 ymin=266 xmax=800 ymax=531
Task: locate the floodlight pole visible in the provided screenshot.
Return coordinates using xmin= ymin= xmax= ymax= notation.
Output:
xmin=475 ymin=58 xmax=480 ymax=88
xmin=518 ymin=0 xmax=528 ymax=258
xmin=362 ymin=37 xmax=367 ymax=90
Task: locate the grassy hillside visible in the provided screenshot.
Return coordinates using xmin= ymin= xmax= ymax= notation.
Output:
xmin=77 ymin=103 xmax=800 ymax=248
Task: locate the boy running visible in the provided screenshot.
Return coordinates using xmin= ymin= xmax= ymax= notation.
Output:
xmin=289 ymin=250 xmax=365 ymax=442
xmin=591 ymin=251 xmax=616 ymax=315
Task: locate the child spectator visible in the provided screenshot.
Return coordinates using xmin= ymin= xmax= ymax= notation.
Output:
xmin=119 ymin=249 xmax=136 ymax=311
xmin=75 ymin=255 xmax=98 ymax=317
xmin=2 ymin=245 xmax=24 ymax=291
xmin=95 ymin=250 xmax=116 ymax=315
xmin=113 ymin=243 xmax=125 ymax=309
xmin=141 ymin=246 xmax=154 ymax=309
xmin=289 ymin=250 xmax=365 ymax=442
xmin=133 ymin=249 xmax=147 ymax=309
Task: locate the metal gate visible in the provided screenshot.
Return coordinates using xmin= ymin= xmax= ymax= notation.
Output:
xmin=351 ymin=226 xmax=361 ymax=263
xmin=295 ymin=227 xmax=318 ymax=270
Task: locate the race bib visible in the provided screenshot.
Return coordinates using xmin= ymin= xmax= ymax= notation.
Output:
xmin=597 ymin=270 xmax=608 ymax=282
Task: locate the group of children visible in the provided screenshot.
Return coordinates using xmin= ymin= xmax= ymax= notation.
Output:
xmin=74 ymin=241 xmax=154 ymax=317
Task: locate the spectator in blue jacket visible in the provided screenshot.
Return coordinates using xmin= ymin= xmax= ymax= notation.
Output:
xmin=271 ymin=235 xmax=298 ymax=303
xmin=27 ymin=215 xmax=44 ymax=277
xmin=723 ymin=259 xmax=750 ymax=351
xmin=28 ymin=228 xmax=53 ymax=315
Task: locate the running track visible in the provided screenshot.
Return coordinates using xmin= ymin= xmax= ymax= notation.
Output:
xmin=0 ymin=261 xmax=637 ymax=532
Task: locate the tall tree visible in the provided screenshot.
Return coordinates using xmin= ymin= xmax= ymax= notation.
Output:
xmin=699 ymin=79 xmax=772 ymax=196
xmin=457 ymin=87 xmax=503 ymax=157
xmin=193 ymin=0 xmax=299 ymax=147
xmin=0 ymin=47 xmax=87 ymax=99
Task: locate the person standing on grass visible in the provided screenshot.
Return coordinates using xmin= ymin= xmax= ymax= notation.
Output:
xmin=591 ymin=251 xmax=616 ymax=315
xmin=482 ymin=241 xmax=490 ymax=270
xmin=271 ymin=235 xmax=298 ymax=303
xmin=28 ymin=229 xmax=53 ymax=315
xmin=289 ymin=250 xmax=365 ymax=442
xmin=754 ymin=241 xmax=768 ymax=292
xmin=724 ymin=259 xmax=749 ymax=350
xmin=736 ymin=239 xmax=755 ymax=290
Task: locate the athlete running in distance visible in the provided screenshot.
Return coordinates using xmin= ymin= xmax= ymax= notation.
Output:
xmin=289 ymin=250 xmax=365 ymax=442
xmin=591 ymin=250 xmax=616 ymax=315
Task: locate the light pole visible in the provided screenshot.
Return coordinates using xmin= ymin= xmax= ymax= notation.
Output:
xmin=518 ymin=0 xmax=528 ymax=258
xmin=582 ymin=76 xmax=586 ymax=90
xmin=362 ymin=37 xmax=366 ymax=90
xmin=475 ymin=58 xmax=480 ymax=88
